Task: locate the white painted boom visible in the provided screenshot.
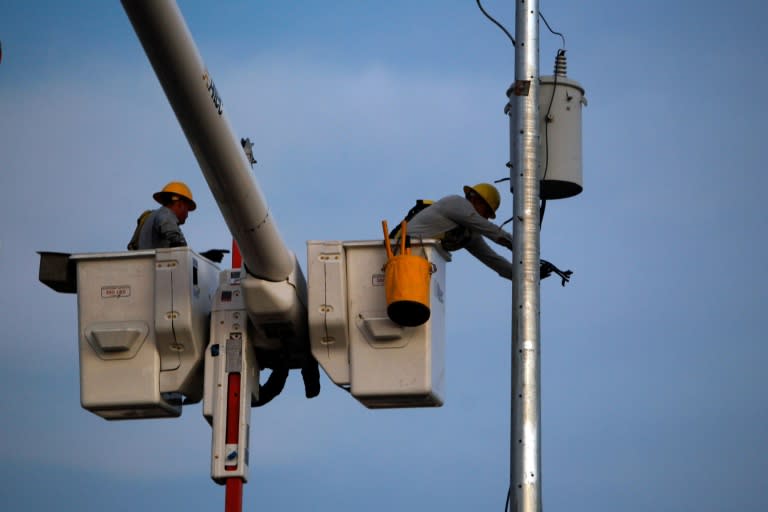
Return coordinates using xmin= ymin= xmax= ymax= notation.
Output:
xmin=122 ymin=0 xmax=293 ymax=282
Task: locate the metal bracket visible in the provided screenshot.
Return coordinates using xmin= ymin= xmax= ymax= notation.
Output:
xmin=512 ymin=80 xmax=531 ymax=97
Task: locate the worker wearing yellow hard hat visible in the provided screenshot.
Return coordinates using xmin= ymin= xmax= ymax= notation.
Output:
xmin=399 ymin=182 xmax=515 ymax=280
xmin=127 ymin=181 xmax=229 ymax=263
xmin=462 ymin=183 xmax=501 ymax=219
xmin=394 ymin=182 xmax=572 ymax=284
xmin=152 ymin=181 xmax=197 ymax=212
xmin=127 ymin=181 xmax=196 ymax=250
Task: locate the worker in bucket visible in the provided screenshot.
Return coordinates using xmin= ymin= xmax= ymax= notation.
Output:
xmin=127 ymin=181 xmax=228 ymax=263
xmin=395 ymin=183 xmax=571 ymax=284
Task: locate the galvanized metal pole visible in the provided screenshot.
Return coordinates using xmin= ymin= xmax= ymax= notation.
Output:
xmin=508 ymin=0 xmax=541 ymax=511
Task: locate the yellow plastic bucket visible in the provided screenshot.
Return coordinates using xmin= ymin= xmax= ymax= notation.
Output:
xmin=381 ymin=220 xmax=432 ymax=327
xmin=385 ymin=254 xmax=432 ymax=327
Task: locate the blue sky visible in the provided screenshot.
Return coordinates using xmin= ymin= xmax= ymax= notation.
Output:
xmin=2 ymin=1 xmax=767 ymax=511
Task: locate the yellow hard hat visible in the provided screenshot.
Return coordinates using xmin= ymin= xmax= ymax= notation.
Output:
xmin=153 ymin=181 xmax=196 ymax=211
xmin=463 ymin=183 xmax=500 ymax=218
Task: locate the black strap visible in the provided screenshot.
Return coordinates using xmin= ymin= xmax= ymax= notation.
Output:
xmin=389 ymin=199 xmax=433 ymax=239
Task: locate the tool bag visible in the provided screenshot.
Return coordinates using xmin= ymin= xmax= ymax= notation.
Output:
xmin=381 ymin=220 xmax=434 ymax=327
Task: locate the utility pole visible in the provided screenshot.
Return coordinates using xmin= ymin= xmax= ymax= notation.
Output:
xmin=508 ymin=0 xmax=541 ymax=511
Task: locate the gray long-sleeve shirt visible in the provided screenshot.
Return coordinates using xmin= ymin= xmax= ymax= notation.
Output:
xmin=137 ymin=206 xmax=187 ymax=249
xmin=406 ymin=195 xmax=514 ymax=280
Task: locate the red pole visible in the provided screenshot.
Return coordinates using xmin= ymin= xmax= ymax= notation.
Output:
xmin=224 ymin=372 xmax=243 ymax=512
xmin=225 ymin=478 xmax=243 ymax=512
xmin=232 ymin=239 xmax=242 ymax=269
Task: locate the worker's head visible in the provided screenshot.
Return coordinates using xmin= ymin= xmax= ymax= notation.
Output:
xmin=463 ymin=183 xmax=501 ymax=219
xmin=153 ymin=181 xmax=196 ymax=224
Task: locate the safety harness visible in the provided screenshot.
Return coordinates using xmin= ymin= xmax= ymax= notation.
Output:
xmin=388 ymin=200 xmax=433 ymax=239
xmin=127 ymin=210 xmax=153 ymax=250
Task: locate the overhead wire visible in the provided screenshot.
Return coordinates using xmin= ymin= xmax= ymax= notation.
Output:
xmin=475 ymin=1 xmax=567 ymax=51
xmin=476 ymin=0 xmax=515 ymax=46
xmin=539 ymin=11 xmax=566 ymax=49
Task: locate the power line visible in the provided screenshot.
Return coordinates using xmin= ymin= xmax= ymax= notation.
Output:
xmin=476 ymin=0 xmax=515 ymax=47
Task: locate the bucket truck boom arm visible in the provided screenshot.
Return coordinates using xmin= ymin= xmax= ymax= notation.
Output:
xmin=121 ymin=0 xmax=312 ymax=373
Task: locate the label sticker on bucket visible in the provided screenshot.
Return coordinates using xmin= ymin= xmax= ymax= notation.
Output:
xmin=101 ymin=285 xmax=130 ymax=298
xmin=372 ymin=273 xmax=385 ymax=286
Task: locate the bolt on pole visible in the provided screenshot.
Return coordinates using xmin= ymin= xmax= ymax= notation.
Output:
xmin=508 ymin=0 xmax=542 ymax=511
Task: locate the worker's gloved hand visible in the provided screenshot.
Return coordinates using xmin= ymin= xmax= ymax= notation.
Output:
xmin=540 ymin=260 xmax=554 ymax=280
xmin=200 ymin=249 xmax=230 ymax=263
xmin=252 ymin=365 xmax=289 ymax=407
xmin=540 ymin=259 xmax=573 ymax=286
xmin=250 ymin=357 xmax=321 ymax=407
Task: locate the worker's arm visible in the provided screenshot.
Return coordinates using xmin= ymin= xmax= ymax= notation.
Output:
xmin=464 ymin=233 xmax=514 ymax=280
xmin=439 ymin=196 xmax=513 ymax=248
xmin=155 ymin=208 xmax=188 ymax=247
